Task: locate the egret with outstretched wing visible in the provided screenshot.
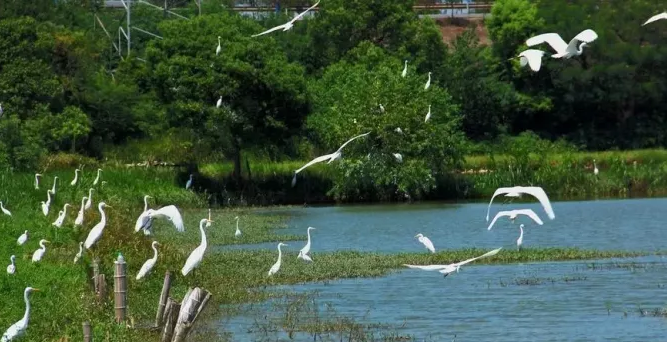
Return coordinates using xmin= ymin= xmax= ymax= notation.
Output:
xmin=252 ymin=1 xmax=320 ymax=37
xmin=486 ymin=186 xmax=555 ymax=221
xmin=526 ymin=29 xmax=598 ymax=59
xmin=487 ymin=209 xmax=543 ymax=230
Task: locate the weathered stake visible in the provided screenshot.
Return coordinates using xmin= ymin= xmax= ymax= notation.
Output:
xmin=82 ymin=321 xmax=92 ymax=342
xmin=92 ymin=258 xmax=100 ymax=292
xmin=155 ymin=271 xmax=173 ymax=328
xmin=172 ymin=287 xmax=212 ymax=342
xmin=161 ymin=298 xmax=180 ymax=342
xmin=113 ymin=253 xmax=127 ymax=324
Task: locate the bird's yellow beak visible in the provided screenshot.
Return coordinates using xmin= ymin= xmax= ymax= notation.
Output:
xmin=32 ymin=288 xmax=40 ymax=291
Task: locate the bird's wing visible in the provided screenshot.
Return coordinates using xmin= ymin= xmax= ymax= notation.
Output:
xmin=291 ymin=0 xmax=320 ymax=22
xmin=487 ymin=211 xmax=511 ymax=230
xmin=517 ymin=186 xmax=555 ymax=219
xmin=526 ymin=33 xmax=568 ymax=54
xmin=515 ymin=209 xmax=544 ymax=225
xmin=486 ymin=187 xmax=516 ymax=221
xmin=455 ymin=247 xmax=503 ymax=267
xmin=567 ymin=29 xmax=598 ymax=51
xmin=422 ymin=237 xmax=435 ymax=252
xmin=135 ymin=211 xmax=150 ymax=232
xmin=154 ymin=205 xmax=185 ymax=232
xmin=403 ymin=264 xmax=448 ymax=271
xmin=335 ymin=132 xmax=371 ymax=152
xmin=295 ymin=153 xmax=336 ymax=174
xmin=519 ymin=49 xmax=544 ymax=72
xmin=251 ymin=23 xmax=288 ymax=37
xmin=643 ymin=12 xmax=667 ymax=26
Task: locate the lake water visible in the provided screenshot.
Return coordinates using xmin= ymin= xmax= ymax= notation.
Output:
xmin=219 ymin=198 xmax=667 ymax=341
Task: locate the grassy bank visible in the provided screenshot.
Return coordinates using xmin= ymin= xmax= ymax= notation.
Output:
xmin=0 ymin=166 xmax=656 ymax=341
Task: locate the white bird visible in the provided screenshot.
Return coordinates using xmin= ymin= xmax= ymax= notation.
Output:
xmin=393 ymin=153 xmax=403 ymax=163
xmin=216 ymin=96 xmax=222 ymax=108
xmin=234 ymin=216 xmax=242 ymax=237
xmin=297 ymin=227 xmax=315 ymax=261
xmin=70 ymin=168 xmax=80 ymax=186
xmin=84 ymin=202 xmax=111 ymax=249
xmin=181 ymin=218 xmax=212 ymax=276
xmin=73 ymin=242 xmax=83 ymax=264
xmin=514 ymin=49 xmax=546 ymax=72
xmin=401 ymin=60 xmax=408 ymax=78
xmin=52 ymin=204 xmax=71 ymax=228
xmin=526 ymin=29 xmax=598 ymax=59
xmin=643 ymin=12 xmax=667 ymax=26
xmin=593 ymin=159 xmax=599 ymax=176
xmin=84 ymin=188 xmax=94 ymax=210
xmin=206 ymin=209 xmax=212 ymax=227
xmin=134 ymin=195 xmax=153 ymax=233
xmin=395 ymin=127 xmax=403 ymax=134
xmin=17 ymin=231 xmax=28 ymax=245
xmin=487 ymin=209 xmax=543 ymax=230
xmin=424 ymin=72 xmax=431 ymax=90
xmin=34 ymin=173 xmax=41 ymax=190
xmin=93 ymin=168 xmax=102 ymax=186
xmin=424 ymin=105 xmax=431 ymax=123
xmin=414 ymin=233 xmax=435 ymax=253
xmin=31 ymin=240 xmax=50 ymax=262
xmin=517 ymin=224 xmax=524 ymax=250
xmin=0 ymin=201 xmax=11 ymax=216
xmin=268 ymin=242 xmax=288 ymax=276
xmin=40 ymin=190 xmax=53 ymax=216
xmin=486 ymin=186 xmax=555 ymax=221
xmin=379 ymin=104 xmax=385 ymax=113
xmin=136 ymin=241 xmax=160 ymax=280
xmin=50 ymin=176 xmax=58 ymax=195
xmin=251 ymin=1 xmax=320 ymax=37
xmin=404 ymin=247 xmax=502 ymax=278
xmin=215 ymin=36 xmax=221 ymax=55
xmin=74 ymin=196 xmax=87 ymax=226
xmin=6 ymin=256 xmax=15 ymax=275
xmin=1 ymin=287 xmax=39 ymax=342
xmin=141 ymin=205 xmax=185 ymax=234
xmin=185 ymin=174 xmax=193 ymax=190
xmin=292 ymin=132 xmax=371 ymax=187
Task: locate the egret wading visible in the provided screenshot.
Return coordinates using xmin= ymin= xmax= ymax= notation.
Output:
xmin=298 ymin=227 xmax=316 ymax=262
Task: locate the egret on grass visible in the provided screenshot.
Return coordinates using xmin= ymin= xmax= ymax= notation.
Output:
xmin=487 ymin=209 xmax=543 ymax=231
xmin=34 ymin=174 xmax=42 ymax=190
xmin=424 ymin=72 xmax=431 ymax=90
xmin=393 ymin=153 xmax=403 ymax=163
xmin=74 ymin=197 xmax=87 ymax=226
xmin=136 ymin=241 xmax=160 ymax=280
xmin=50 ymin=176 xmax=58 ymax=195
xmin=70 ymin=168 xmax=80 ymax=186
xmin=216 ymin=96 xmax=222 ymax=108
xmin=414 ymin=233 xmax=435 ymax=253
xmin=292 ymin=132 xmax=371 ymax=187
xmin=93 ymin=168 xmax=102 ymax=186
xmin=52 ymin=203 xmax=71 ymax=228
xmin=379 ymin=104 xmax=385 ymax=113
xmin=84 ymin=188 xmax=94 ymax=210
xmin=134 ymin=195 xmax=153 ymax=233
xmin=185 ymin=174 xmax=193 ymax=190
xmin=526 ymin=29 xmax=598 ymax=59
xmin=41 ymin=190 xmax=53 ymax=216
xmin=512 ymin=49 xmax=546 ymax=72
xmin=234 ymin=216 xmax=242 ymax=237
xmin=84 ymin=202 xmax=111 ymax=249
xmin=73 ymin=242 xmax=83 ymax=264
xmin=517 ymin=224 xmax=524 ymax=251
xmin=31 ymin=240 xmax=50 ymax=262
xmin=424 ymin=105 xmax=431 ymax=123
xmin=486 ymin=186 xmax=555 ymax=221
xmin=297 ymin=227 xmax=316 ymax=262
xmin=181 ymin=218 xmax=212 ymax=276
xmin=1 ymin=287 xmax=39 ymax=342
xmin=215 ymin=36 xmax=221 ymax=55
xmin=138 ymin=205 xmax=185 ymax=235
xmin=401 ymin=60 xmax=408 ymax=78
xmin=593 ymin=159 xmax=599 ymax=176
xmin=17 ymin=231 xmax=28 ymax=245
xmin=643 ymin=12 xmax=667 ymax=26
xmin=268 ymin=242 xmax=288 ymax=276
xmin=251 ymin=1 xmax=320 ymax=37
xmin=6 ymin=256 xmax=15 ymax=275
xmin=395 ymin=127 xmax=403 ymax=134
xmin=404 ymin=247 xmax=502 ymax=278
xmin=0 ymin=201 xmax=11 ymax=216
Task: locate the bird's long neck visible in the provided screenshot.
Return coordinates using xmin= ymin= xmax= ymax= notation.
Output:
xmin=21 ymin=291 xmax=31 ymax=326
xmin=11 ymin=257 xmax=15 ymax=266
xmin=143 ymin=197 xmax=149 ymax=212
xmin=88 ymin=190 xmax=93 ymax=200
xmin=236 ymin=218 xmax=239 ymax=230
xmin=40 ymin=241 xmax=46 ymax=251
xmin=306 ymin=229 xmax=312 ymax=244
xmin=78 ymin=243 xmax=83 ymax=254
xmin=277 ymin=245 xmax=283 ymax=261
xmin=199 ymin=223 xmax=207 ymax=249
xmin=577 ymin=42 xmax=586 ymax=54
xmin=99 ymin=206 xmax=106 ymax=226
xmin=81 ymin=198 xmax=86 ymax=208
xmin=218 ymin=37 xmax=221 ymax=44
xmin=519 ymin=227 xmax=524 ymax=239
xmin=152 ymin=244 xmax=158 ymax=261
xmin=52 ymin=179 xmax=57 ymax=191
xmin=63 ymin=205 xmax=68 ymax=216
xmin=47 ymin=191 xmax=51 ymax=203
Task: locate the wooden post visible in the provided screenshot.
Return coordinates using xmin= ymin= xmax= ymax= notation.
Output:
xmin=113 ymin=253 xmax=127 ymax=324
xmin=172 ymin=287 xmax=212 ymax=342
xmin=155 ymin=271 xmax=173 ymax=328
xmin=92 ymin=258 xmax=100 ymax=292
xmin=96 ymin=274 xmax=107 ymax=301
xmin=161 ymin=298 xmax=180 ymax=342
xmin=82 ymin=321 xmax=92 ymax=342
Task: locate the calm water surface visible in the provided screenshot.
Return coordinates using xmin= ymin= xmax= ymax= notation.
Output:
xmin=219 ymin=198 xmax=667 ymax=341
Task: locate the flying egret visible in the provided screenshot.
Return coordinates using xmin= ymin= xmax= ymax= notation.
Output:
xmin=84 ymin=202 xmax=111 ymax=249
xmin=393 ymin=153 xmax=403 ymax=163
xmin=70 ymin=168 xmax=80 ymax=186
xmin=0 ymin=201 xmax=11 ymax=216
xmin=136 ymin=241 xmax=160 ymax=280
xmin=233 ymin=216 xmax=242 ymax=237
xmin=50 ymin=176 xmax=58 ymax=195
xmin=181 ymin=218 xmax=212 ymax=276
xmin=251 ymin=1 xmax=320 ymax=37
xmin=297 ymin=227 xmax=315 ymax=262
xmin=84 ymin=188 xmax=94 ymax=210
xmin=185 ymin=174 xmax=193 ymax=190
xmin=216 ymin=96 xmax=222 ymax=108
xmin=401 ymin=60 xmax=408 ymax=78
xmin=74 ymin=197 xmax=87 ymax=226
xmin=486 ymin=186 xmax=555 ymax=221
xmin=593 ymin=159 xmax=599 ymax=176
xmin=517 ymin=224 xmax=524 ymax=251
xmin=138 ymin=205 xmax=185 ymax=235
xmin=52 ymin=203 xmax=71 ymax=228
xmin=512 ymin=49 xmax=546 ymax=72
xmin=643 ymin=12 xmax=667 ymax=26
xmin=215 ymin=36 xmax=221 ymax=55
xmin=487 ymin=209 xmax=543 ymax=230
xmin=268 ymin=242 xmax=288 ymax=276
xmin=1 ymin=287 xmax=39 ymax=342
xmin=404 ymin=247 xmax=502 ymax=278
xmin=206 ymin=209 xmax=212 ymax=227
xmin=292 ymin=132 xmax=371 ymax=187
xmin=73 ymin=242 xmax=83 ymax=264
xmin=424 ymin=72 xmax=431 ymax=90
xmin=93 ymin=168 xmax=102 ymax=186
xmin=414 ymin=233 xmax=435 ymax=253
xmin=34 ymin=174 xmax=41 ymax=190
xmin=31 ymin=240 xmax=50 ymax=262
xmin=6 ymin=256 xmax=15 ymax=275
xmin=17 ymin=231 xmax=28 ymax=245
xmin=40 ymin=190 xmax=53 ymax=216
xmin=526 ymin=29 xmax=598 ymax=59
xmin=424 ymin=105 xmax=431 ymax=123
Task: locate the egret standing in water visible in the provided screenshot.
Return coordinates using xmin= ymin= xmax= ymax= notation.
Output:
xmin=415 ymin=233 xmax=436 ymax=253
xmin=1 ymin=287 xmax=39 ymax=342
xmin=6 ymin=256 xmax=15 ymax=275
xmin=70 ymin=169 xmax=80 ymax=186
xmin=181 ymin=218 xmax=212 ymax=276
xmin=31 ymin=240 xmax=50 ymax=262
xmin=268 ymin=243 xmax=288 ymax=276
xmin=297 ymin=227 xmax=316 ymax=262
xmin=0 ymin=201 xmax=11 ymax=216
xmin=234 ymin=216 xmax=242 ymax=237
xmin=34 ymin=174 xmax=42 ymax=190
xmin=93 ymin=168 xmax=102 ymax=186
xmin=84 ymin=202 xmax=111 ymax=249
xmin=136 ymin=241 xmax=160 ymax=280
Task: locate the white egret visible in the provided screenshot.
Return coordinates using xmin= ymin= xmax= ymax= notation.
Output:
xmin=139 ymin=205 xmax=185 ymax=235
xmin=74 ymin=196 xmax=87 ymax=226
xmin=84 ymin=188 xmax=94 ymax=210
xmin=424 ymin=72 xmax=431 ymax=90
xmin=185 ymin=174 xmax=193 ymax=190
xmin=517 ymin=224 xmax=524 ymax=251
xmin=50 ymin=176 xmax=58 ymax=195
xmin=251 ymin=1 xmax=320 ymax=37
xmin=513 ymin=49 xmax=546 ymax=72
xmin=17 ymin=231 xmax=28 ymax=245
xmin=487 ymin=209 xmax=543 ymax=230
xmin=424 ymin=105 xmax=431 ymax=123
xmin=31 ymin=240 xmax=50 ymax=262
xmin=393 ymin=153 xmax=403 ymax=163
xmin=486 ymin=186 xmax=555 ymax=221
xmin=52 ymin=203 xmax=71 ymax=228
xmin=215 ymin=36 xmax=221 ymax=55
xmin=234 ymin=216 xmax=242 ymax=237
xmin=1 ymin=287 xmax=39 ymax=342
xmin=133 ymin=195 xmax=153 ymax=233
xmin=41 ymin=190 xmax=53 ymax=216
xmin=93 ymin=168 xmax=102 ymax=186
xmin=526 ymin=29 xmax=598 ymax=59
xmin=70 ymin=168 xmax=80 ymax=186
xmin=401 ymin=60 xmax=408 ymax=78
xmin=0 ymin=201 xmax=11 ymax=216
xmin=643 ymin=12 xmax=667 ymax=26
xmin=404 ymin=247 xmax=502 ymax=278
xmin=297 ymin=227 xmax=315 ymax=261
xmin=34 ymin=174 xmax=41 ymax=190
xmin=414 ymin=233 xmax=435 ymax=253
xmin=268 ymin=242 xmax=288 ymax=276
xmin=379 ymin=104 xmax=385 ymax=113
xmin=181 ymin=218 xmax=212 ymax=276
xmin=593 ymin=159 xmax=599 ymax=176
xmin=6 ymin=256 xmax=15 ymax=275
xmin=73 ymin=242 xmax=83 ymax=264
xmin=136 ymin=241 xmax=160 ymax=280
xmin=84 ymin=202 xmax=111 ymax=249
xmin=292 ymin=132 xmax=371 ymax=187
xmin=206 ymin=209 xmax=212 ymax=227
xmin=395 ymin=127 xmax=403 ymax=134
xmin=216 ymin=96 xmax=222 ymax=108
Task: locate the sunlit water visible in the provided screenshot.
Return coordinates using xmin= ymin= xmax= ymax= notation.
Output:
xmin=217 ymin=198 xmax=667 ymax=340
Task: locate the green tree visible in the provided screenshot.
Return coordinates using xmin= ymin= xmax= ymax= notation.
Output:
xmin=53 ymin=106 xmax=92 ymax=152
xmin=486 ymin=0 xmax=544 ymax=61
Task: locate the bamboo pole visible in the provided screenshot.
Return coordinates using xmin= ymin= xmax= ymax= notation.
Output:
xmin=172 ymin=287 xmax=212 ymax=342
xmin=82 ymin=321 xmax=92 ymax=342
xmin=92 ymin=258 xmax=100 ymax=292
xmin=113 ymin=253 xmax=127 ymax=324
xmin=155 ymin=271 xmax=173 ymax=328
xmin=96 ymin=274 xmax=107 ymax=301
xmin=161 ymin=298 xmax=180 ymax=342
